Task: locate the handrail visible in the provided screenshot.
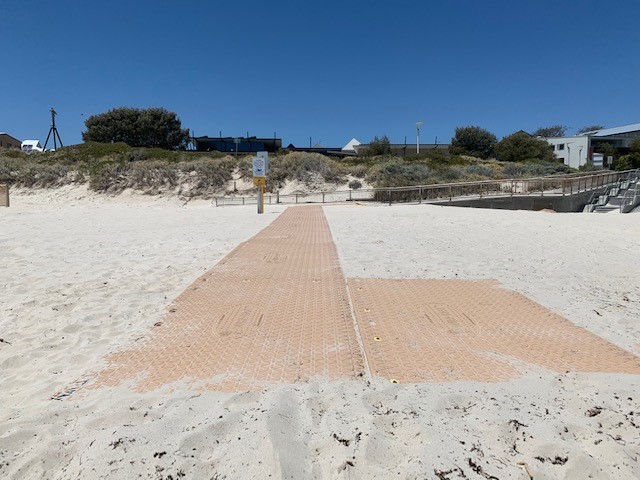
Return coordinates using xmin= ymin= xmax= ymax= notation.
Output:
xmin=213 ymin=169 xmax=639 ymax=207
xmin=620 ymin=178 xmax=640 ymax=213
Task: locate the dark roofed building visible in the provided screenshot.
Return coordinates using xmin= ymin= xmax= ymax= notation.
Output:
xmin=194 ymin=136 xmax=282 ymax=153
xmin=353 ymin=143 xmax=450 ymax=157
xmin=0 ymin=133 xmax=22 ymax=150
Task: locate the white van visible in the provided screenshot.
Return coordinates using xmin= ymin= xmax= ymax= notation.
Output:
xmin=21 ymin=140 xmax=44 ymax=153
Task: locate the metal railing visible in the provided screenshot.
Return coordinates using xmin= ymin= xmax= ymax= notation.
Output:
xmin=213 ymin=170 xmax=637 ymax=207
xmin=620 ymin=173 xmax=640 ymax=213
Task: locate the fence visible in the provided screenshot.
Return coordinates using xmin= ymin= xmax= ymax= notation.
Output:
xmin=213 ymin=170 xmax=636 ymax=207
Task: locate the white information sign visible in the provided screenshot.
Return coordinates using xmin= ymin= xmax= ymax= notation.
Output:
xmin=256 ymin=151 xmax=269 ymax=172
xmin=253 ymin=157 xmax=266 ymax=177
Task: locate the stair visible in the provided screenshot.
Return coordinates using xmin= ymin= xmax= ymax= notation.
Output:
xmin=593 ymin=205 xmax=619 ymax=213
xmin=584 ymin=172 xmax=640 ymax=214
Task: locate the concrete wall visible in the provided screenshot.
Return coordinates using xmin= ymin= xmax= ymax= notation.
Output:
xmin=433 ymin=188 xmax=607 ymax=213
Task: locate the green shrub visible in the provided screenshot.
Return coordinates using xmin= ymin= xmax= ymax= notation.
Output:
xmin=613 ymin=155 xmax=637 ymax=170
xmin=348 ymin=164 xmax=368 ymax=178
xmin=502 ymin=161 xmax=573 ymax=178
xmin=461 ymin=164 xmax=495 ymax=179
xmin=0 ymin=156 xmax=75 ymax=188
xmin=367 ymin=159 xmax=435 ymax=187
xmin=348 ymin=179 xmax=362 ymax=190
xmin=502 ymin=162 xmax=525 ymax=178
xmin=495 ymin=132 xmax=555 ymax=163
xmin=129 ymin=161 xmax=178 ymax=191
xmin=89 ymin=162 xmax=131 ymax=191
xmin=266 ymin=152 xmax=346 ymax=188
xmin=449 ymin=126 xmax=497 ymax=159
xmin=178 ymin=158 xmax=235 ymax=192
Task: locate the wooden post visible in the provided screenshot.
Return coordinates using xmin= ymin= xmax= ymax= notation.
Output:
xmin=0 ymin=184 xmax=9 ymax=207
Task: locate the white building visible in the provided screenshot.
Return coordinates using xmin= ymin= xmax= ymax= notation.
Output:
xmin=545 ymin=136 xmax=590 ymax=169
xmin=341 ymin=138 xmax=361 ymax=153
xmin=21 ymin=140 xmax=43 ymax=153
xmin=543 ymin=123 xmax=640 ymax=169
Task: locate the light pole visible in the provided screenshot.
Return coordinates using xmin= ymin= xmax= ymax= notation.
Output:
xmin=416 ymin=121 xmax=424 ymax=154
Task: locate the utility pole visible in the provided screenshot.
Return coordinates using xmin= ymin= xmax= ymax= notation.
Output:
xmin=416 ymin=121 xmax=424 ymax=154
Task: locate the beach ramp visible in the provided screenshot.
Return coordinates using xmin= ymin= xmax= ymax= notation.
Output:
xmin=89 ymin=206 xmax=365 ymax=392
xmin=75 ymin=206 xmax=640 ymax=394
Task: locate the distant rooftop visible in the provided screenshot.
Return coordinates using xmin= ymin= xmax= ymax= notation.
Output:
xmin=578 ymin=123 xmax=640 ymax=137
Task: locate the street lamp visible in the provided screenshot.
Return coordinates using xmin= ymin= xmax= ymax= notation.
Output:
xmin=416 ymin=121 xmax=424 ymax=154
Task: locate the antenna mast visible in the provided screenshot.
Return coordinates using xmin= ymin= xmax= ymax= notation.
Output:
xmin=43 ymin=107 xmax=63 ymax=150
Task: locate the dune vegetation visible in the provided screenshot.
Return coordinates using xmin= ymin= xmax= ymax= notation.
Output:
xmin=0 ymin=142 xmax=576 ymax=198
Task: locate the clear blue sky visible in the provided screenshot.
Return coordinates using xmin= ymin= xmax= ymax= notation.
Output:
xmin=2 ymin=0 xmax=639 ymax=148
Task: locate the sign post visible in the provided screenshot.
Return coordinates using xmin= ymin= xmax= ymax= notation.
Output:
xmin=252 ymin=152 xmax=268 ymax=214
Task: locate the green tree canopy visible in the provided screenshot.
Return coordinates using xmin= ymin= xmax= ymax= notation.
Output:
xmin=494 ymin=131 xmax=555 ymax=163
xmin=82 ymin=107 xmax=190 ymax=150
xmin=532 ymin=125 xmax=567 ymax=137
xmin=615 ymin=139 xmax=640 ymax=170
xmin=365 ymin=135 xmax=392 ymax=156
xmin=449 ymin=126 xmax=497 ymax=159
xmin=576 ymin=125 xmax=605 ymax=134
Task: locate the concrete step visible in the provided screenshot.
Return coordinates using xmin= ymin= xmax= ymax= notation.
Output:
xmin=594 ymin=205 xmax=619 ymax=213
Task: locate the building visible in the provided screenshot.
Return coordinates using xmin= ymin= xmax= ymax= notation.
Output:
xmin=283 ymin=139 xmax=363 ymax=157
xmin=544 ymin=123 xmax=640 ymax=169
xmin=193 ymin=136 xmax=282 ymax=153
xmin=352 ymin=143 xmax=450 ymax=157
xmin=342 ymin=138 xmax=361 ymax=153
xmin=21 ymin=140 xmax=43 ymax=153
xmin=545 ymin=136 xmax=590 ymax=169
xmin=0 ymin=133 xmax=22 ymax=150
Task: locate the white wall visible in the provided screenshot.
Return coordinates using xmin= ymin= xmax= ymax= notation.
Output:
xmin=544 ymin=136 xmax=590 ymax=169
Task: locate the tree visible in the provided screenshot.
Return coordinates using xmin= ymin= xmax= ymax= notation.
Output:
xmin=532 ymin=125 xmax=567 ymax=138
xmin=615 ymin=139 xmax=640 ymax=170
xmin=494 ymin=131 xmax=555 ymax=163
xmin=365 ymin=135 xmax=391 ymax=156
xmin=576 ymin=125 xmax=605 ymax=135
xmin=449 ymin=126 xmax=497 ymax=159
xmin=82 ymin=107 xmax=190 ymax=150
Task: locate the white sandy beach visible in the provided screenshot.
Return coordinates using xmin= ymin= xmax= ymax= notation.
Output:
xmin=1 ymin=186 xmax=639 ymax=479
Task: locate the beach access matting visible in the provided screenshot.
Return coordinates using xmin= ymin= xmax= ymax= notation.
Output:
xmin=86 ymin=206 xmax=640 ymax=393
xmin=91 ymin=206 xmax=366 ymax=392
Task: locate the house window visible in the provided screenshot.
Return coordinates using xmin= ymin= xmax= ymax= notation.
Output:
xmin=557 ymin=144 xmax=565 ymax=151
